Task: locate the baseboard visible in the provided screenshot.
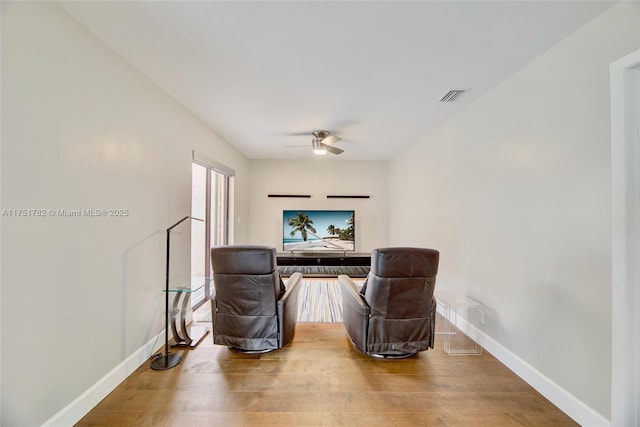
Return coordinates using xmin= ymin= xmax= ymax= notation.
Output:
xmin=41 ymin=331 xmax=164 ymax=427
xmin=437 ymin=305 xmax=610 ymax=426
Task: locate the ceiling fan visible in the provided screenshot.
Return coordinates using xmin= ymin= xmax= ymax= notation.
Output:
xmin=312 ymin=130 xmax=343 ymax=155
xmin=286 ymin=130 xmax=344 ymax=155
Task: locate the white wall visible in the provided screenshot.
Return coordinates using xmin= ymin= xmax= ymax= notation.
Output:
xmin=0 ymin=2 xmax=249 ymax=425
xmin=248 ymin=159 xmax=388 ymax=253
xmin=389 ymin=2 xmax=640 ymax=422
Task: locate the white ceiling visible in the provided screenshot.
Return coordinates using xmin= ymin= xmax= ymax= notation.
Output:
xmin=58 ymin=1 xmax=615 ymax=160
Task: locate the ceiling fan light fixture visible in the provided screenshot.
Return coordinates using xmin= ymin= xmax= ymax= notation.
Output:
xmin=312 ymin=139 xmax=327 ymax=155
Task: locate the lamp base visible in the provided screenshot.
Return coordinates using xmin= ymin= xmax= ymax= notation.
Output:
xmin=150 ymin=353 xmax=182 ymax=370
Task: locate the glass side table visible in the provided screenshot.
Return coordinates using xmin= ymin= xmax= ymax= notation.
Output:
xmin=435 ymin=291 xmax=483 ymax=355
xmin=164 ymin=276 xmax=212 ymax=348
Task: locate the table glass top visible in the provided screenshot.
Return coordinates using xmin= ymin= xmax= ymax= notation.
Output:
xmin=164 ymin=275 xmax=213 ymax=293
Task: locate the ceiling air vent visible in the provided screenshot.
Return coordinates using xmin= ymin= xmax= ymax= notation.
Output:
xmin=439 ymin=89 xmax=468 ymax=103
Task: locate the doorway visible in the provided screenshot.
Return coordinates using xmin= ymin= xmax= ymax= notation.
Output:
xmin=610 ymin=48 xmax=640 ymax=426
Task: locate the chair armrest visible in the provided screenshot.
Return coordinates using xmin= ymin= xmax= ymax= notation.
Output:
xmin=338 ymin=274 xmax=370 ymax=354
xmin=281 ymin=272 xmax=302 ymax=301
xmin=277 ymin=272 xmax=303 ymax=347
xmin=338 ymin=274 xmax=367 ymax=312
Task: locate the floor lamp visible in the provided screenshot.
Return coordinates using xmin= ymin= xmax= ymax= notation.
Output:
xmin=151 ymin=215 xmax=204 ymax=371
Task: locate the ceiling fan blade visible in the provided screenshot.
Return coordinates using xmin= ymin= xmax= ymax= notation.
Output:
xmin=284 ymin=131 xmax=314 ymax=136
xmin=324 ymin=144 xmax=344 ymax=155
xmin=322 ymin=134 xmax=341 ymax=145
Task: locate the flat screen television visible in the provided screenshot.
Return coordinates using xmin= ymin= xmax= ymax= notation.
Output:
xmin=283 ymin=210 xmax=355 ymax=252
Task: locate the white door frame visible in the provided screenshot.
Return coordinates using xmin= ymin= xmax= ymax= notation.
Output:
xmin=610 ymin=48 xmax=640 ymax=427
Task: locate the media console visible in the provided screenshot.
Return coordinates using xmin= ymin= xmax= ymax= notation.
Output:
xmin=276 ymin=253 xmax=371 ymax=278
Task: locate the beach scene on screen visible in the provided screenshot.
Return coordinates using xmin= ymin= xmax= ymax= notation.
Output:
xmin=283 ymin=210 xmax=355 ymax=251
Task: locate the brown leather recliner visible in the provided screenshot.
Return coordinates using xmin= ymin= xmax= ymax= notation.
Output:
xmin=210 ymin=245 xmax=302 ymax=353
xmin=338 ymin=247 xmax=439 ymax=358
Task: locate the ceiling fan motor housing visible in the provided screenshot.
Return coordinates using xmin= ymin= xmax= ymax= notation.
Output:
xmin=312 ymin=130 xmax=330 ymax=140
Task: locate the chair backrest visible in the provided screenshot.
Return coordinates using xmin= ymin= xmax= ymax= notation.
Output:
xmin=362 ymin=247 xmax=439 ymax=319
xmin=210 ymin=245 xmax=282 ymax=316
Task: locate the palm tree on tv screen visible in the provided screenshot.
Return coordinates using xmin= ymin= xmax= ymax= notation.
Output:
xmin=338 ymin=212 xmax=355 ymax=241
xmin=288 ymin=212 xmax=316 ymax=242
xmin=288 ymin=212 xmax=342 ymax=249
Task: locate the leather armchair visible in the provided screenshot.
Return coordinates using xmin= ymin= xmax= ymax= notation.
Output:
xmin=339 ymin=247 xmax=439 ymax=358
xmin=210 ymin=245 xmax=302 ymax=353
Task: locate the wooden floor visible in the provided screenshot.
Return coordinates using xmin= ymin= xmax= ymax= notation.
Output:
xmin=76 ymin=320 xmax=577 ymax=427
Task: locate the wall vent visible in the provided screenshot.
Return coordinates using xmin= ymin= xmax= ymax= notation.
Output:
xmin=439 ymin=89 xmax=468 ymax=103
